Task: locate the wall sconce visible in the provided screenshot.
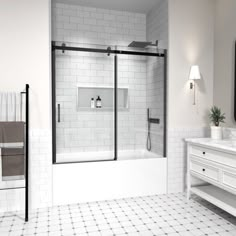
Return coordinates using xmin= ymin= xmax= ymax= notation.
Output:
xmin=189 ymin=65 xmax=201 ymax=105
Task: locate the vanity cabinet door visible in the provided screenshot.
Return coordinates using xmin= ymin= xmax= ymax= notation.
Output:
xmin=222 ymin=170 xmax=236 ymax=191
xmin=190 ymin=145 xmax=236 ymax=168
xmin=190 ymin=160 xmax=219 ymax=182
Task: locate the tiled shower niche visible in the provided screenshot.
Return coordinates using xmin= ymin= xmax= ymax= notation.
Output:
xmin=77 ymin=86 xmax=129 ymax=111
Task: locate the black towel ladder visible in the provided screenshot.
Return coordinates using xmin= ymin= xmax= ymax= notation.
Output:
xmin=0 ymin=84 xmax=29 ymax=222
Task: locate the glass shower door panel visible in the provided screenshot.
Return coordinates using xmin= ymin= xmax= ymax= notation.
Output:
xmin=55 ymin=49 xmax=114 ymax=163
xmin=117 ymin=54 xmax=165 ymax=161
xmin=117 ymin=54 xmax=148 ymax=161
xmin=146 ymin=56 xmax=165 ymax=157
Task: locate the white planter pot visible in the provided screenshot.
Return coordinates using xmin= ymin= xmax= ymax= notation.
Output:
xmin=211 ymin=126 xmax=222 ymax=140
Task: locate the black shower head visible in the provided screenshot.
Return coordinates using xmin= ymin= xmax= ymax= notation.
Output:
xmin=128 ymin=40 xmax=158 ymax=48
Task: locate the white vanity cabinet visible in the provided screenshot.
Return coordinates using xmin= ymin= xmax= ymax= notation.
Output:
xmin=186 ymin=138 xmax=236 ymax=217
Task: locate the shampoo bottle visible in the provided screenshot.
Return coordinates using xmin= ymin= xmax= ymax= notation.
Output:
xmin=96 ymin=96 xmax=102 ymax=108
xmin=91 ymin=98 xmax=95 ymax=108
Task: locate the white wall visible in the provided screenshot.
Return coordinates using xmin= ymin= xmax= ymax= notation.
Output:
xmin=214 ymin=0 xmax=236 ymax=127
xmin=168 ymin=0 xmax=214 ymax=128
xmin=0 ymin=0 xmax=52 ymax=212
xmin=167 ymin=0 xmax=214 ymax=193
xmin=147 ymin=0 xmax=168 ymax=50
xmin=0 ymin=0 xmax=51 ymax=129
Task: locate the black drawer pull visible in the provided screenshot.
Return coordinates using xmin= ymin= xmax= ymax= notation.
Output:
xmin=202 ymin=168 xmax=205 ymax=172
xmin=203 ymin=152 xmax=205 ymax=155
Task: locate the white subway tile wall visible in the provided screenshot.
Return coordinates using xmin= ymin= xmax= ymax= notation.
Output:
xmin=29 ymin=130 xmax=52 ymax=209
xmin=52 ymin=3 xmax=146 ymax=46
xmin=52 ymin=3 xmax=166 ymax=157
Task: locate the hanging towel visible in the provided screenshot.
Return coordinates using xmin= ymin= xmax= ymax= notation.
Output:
xmin=1 ymin=148 xmax=24 ymax=181
xmin=0 ymin=92 xmax=21 ymax=121
xmin=0 ymin=122 xmax=25 ymax=181
xmin=0 ymin=122 xmax=24 ymax=147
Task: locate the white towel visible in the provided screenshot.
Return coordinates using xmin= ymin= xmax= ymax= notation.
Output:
xmin=0 ymin=92 xmax=21 ymax=121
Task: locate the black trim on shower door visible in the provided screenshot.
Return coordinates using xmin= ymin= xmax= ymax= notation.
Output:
xmin=55 ymin=159 xmax=115 ymax=165
xmin=51 ymin=45 xmax=118 ymax=164
xmin=234 ymin=41 xmax=236 ymax=121
xmin=114 ymin=55 xmax=118 ymax=161
xmin=163 ymin=49 xmax=168 ymax=158
xmin=52 ymin=42 xmax=57 ymax=164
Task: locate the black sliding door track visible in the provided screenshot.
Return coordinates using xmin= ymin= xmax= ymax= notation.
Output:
xmin=52 ymin=43 xmax=165 ymax=57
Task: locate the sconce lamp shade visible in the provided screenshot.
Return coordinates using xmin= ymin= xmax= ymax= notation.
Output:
xmin=189 ymin=65 xmax=201 ymax=80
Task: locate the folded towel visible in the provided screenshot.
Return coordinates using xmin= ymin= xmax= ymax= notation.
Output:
xmin=1 ymin=148 xmax=25 ymax=181
xmin=0 ymin=122 xmax=24 ymax=144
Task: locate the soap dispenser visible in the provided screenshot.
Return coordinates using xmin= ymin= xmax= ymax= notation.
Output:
xmin=96 ymin=96 xmax=102 ymax=108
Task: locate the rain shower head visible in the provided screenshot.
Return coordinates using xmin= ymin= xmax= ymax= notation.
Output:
xmin=128 ymin=40 xmax=158 ymax=48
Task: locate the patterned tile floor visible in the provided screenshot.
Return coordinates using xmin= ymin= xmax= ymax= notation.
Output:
xmin=0 ymin=193 xmax=235 ymax=236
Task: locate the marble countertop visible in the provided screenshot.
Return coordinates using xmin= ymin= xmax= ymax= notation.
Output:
xmin=185 ymin=138 xmax=236 ymax=153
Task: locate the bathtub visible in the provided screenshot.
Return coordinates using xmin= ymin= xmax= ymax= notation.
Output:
xmin=56 ymin=149 xmax=162 ymax=163
xmin=53 ymin=150 xmax=167 ymax=206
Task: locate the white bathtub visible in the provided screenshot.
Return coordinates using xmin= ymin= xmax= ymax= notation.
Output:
xmin=53 ymin=150 xmax=167 ymax=206
xmin=56 ymin=149 xmax=162 ymax=163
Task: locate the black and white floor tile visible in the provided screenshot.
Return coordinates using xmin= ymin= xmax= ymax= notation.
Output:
xmin=0 ymin=193 xmax=235 ymax=236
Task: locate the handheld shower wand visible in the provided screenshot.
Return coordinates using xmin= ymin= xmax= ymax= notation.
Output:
xmin=146 ymin=108 xmax=160 ymax=152
xmin=146 ymin=108 xmax=151 ymax=151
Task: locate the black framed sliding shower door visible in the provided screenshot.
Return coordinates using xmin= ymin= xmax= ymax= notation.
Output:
xmin=52 ymin=42 xmax=167 ymax=164
xmin=52 ymin=45 xmax=116 ymax=163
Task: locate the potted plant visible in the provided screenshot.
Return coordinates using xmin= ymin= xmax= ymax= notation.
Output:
xmin=209 ymin=106 xmax=226 ymax=140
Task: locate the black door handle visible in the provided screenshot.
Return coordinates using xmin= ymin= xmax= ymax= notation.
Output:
xmin=58 ymin=104 xmax=60 ymax=123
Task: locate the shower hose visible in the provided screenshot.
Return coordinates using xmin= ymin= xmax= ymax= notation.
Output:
xmin=146 ymin=121 xmax=151 ymax=151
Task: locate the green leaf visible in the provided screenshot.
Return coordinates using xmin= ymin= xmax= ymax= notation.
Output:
xmin=209 ymin=106 xmax=226 ymax=126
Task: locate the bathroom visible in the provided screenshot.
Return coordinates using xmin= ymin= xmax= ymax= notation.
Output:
xmin=0 ymin=0 xmax=236 ymax=235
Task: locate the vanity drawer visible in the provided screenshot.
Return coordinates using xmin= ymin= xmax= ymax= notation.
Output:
xmin=190 ymin=145 xmax=236 ymax=168
xmin=190 ymin=160 xmax=219 ymax=182
xmin=222 ymin=170 xmax=236 ymax=190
